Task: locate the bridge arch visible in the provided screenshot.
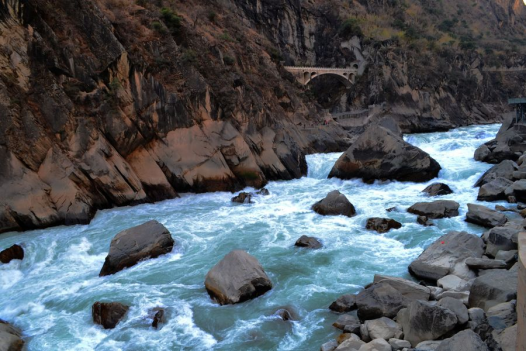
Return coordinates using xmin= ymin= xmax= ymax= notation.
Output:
xmin=284 ymin=66 xmax=358 ymax=87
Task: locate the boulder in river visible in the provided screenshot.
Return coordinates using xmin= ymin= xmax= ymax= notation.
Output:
xmin=474 ymin=160 xmax=518 ymax=187
xmin=422 ymin=183 xmax=453 ymax=196
xmin=99 ymin=220 xmax=174 ymax=276
xmin=328 ymin=124 xmax=441 ymax=183
xmin=0 ymin=319 xmax=24 ymax=351
xmin=294 ymin=235 xmax=322 ymax=249
xmin=477 ymin=178 xmax=514 ymax=201
xmin=407 ymin=200 xmax=459 ymax=219
xmin=329 ymin=294 xmax=356 ymax=313
xmin=397 ymin=300 xmax=458 ymax=347
xmin=92 ymin=302 xmax=129 ymax=329
xmin=152 ymin=309 xmax=165 ymax=329
xmin=231 ymin=192 xmax=252 ymax=203
xmin=0 ymin=244 xmax=24 ymax=264
xmin=474 ymin=116 xmax=525 ymax=164
xmin=465 ymin=204 xmax=508 ymax=228
xmin=311 ymin=190 xmax=356 ymax=217
xmin=365 ymin=218 xmax=402 ymax=233
xmin=204 ymin=250 xmax=272 ymax=305
xmin=409 ymin=231 xmax=484 ymax=281
xmin=355 ymin=282 xmax=408 ymax=320
xmin=417 ymin=215 xmax=433 ymax=226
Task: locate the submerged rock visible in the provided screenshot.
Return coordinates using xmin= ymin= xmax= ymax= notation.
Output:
xmin=92 ymin=302 xmax=129 ymax=329
xmin=99 ymin=220 xmax=174 ymax=276
xmin=328 ymin=124 xmax=441 ymax=182
xmin=152 ymin=309 xmax=165 ymax=329
xmin=204 ymin=250 xmax=272 ymax=305
xmin=365 ymin=218 xmax=402 ymax=233
xmin=0 ymin=244 xmax=24 ymax=264
xmin=417 ymin=215 xmax=434 ymax=226
xmin=231 ymin=192 xmax=252 ymax=203
xmin=312 ymin=190 xmax=356 ymax=217
xmin=407 ymin=200 xmax=459 ymax=219
xmin=422 ymin=183 xmax=453 ymax=196
xmin=294 ymin=235 xmax=322 ymax=249
xmin=0 ymin=320 xmax=24 ymax=351
xmin=466 ymin=204 xmax=508 ymax=228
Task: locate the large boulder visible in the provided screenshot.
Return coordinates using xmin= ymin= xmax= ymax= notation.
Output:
xmin=422 ymin=183 xmax=453 ymax=196
xmin=474 ymin=116 xmax=523 ymax=164
xmin=328 ymin=124 xmax=441 ymax=182
xmin=329 ymin=294 xmax=357 ymax=313
xmin=365 ymin=218 xmax=402 ymax=233
xmin=365 ymin=317 xmax=403 ymax=340
xmin=372 ymin=274 xmax=430 ymax=301
xmin=397 ymin=300 xmax=458 ymax=347
xmin=99 ymin=220 xmax=174 ymax=276
xmin=486 ymin=301 xmax=516 ymax=330
xmin=355 ymin=283 xmax=408 ymax=320
xmin=485 ymin=226 xmax=519 ymax=257
xmin=477 ymin=178 xmax=514 ymax=201
xmin=437 ymin=297 xmax=469 ymax=324
xmin=505 ymin=179 xmax=526 ymax=202
xmin=0 ymin=244 xmax=24 ymax=264
xmin=409 ymin=231 xmax=484 ymax=281
xmin=465 ymin=204 xmax=508 ymax=228
xmin=204 ymin=250 xmax=272 ymax=305
xmin=294 ymin=235 xmax=322 ymax=249
xmin=468 ymin=269 xmax=517 ymax=311
xmin=407 ymin=200 xmax=459 ymax=219
xmin=474 ymin=160 xmax=518 ymax=187
xmin=92 ymin=302 xmax=129 ymax=329
xmin=312 ymin=190 xmax=356 ymax=217
xmin=435 ymin=329 xmax=489 ymax=351
xmin=0 ymin=320 xmax=24 ymax=351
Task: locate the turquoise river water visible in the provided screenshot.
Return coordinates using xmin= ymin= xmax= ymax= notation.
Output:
xmin=0 ymin=124 xmax=506 ymax=350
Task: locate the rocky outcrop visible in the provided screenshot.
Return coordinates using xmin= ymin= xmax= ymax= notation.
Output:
xmin=204 ymin=250 xmax=272 ymax=305
xmin=92 ymin=302 xmax=129 ymax=329
xmin=365 ymin=218 xmax=401 ymax=233
xmin=465 ymin=204 xmax=508 ymax=228
xmin=474 ymin=160 xmax=517 ymax=187
xmin=474 ymin=116 xmax=526 ymax=164
xmin=99 ymin=220 xmax=174 ymax=276
xmin=312 ymin=190 xmax=356 ymax=217
xmin=0 ymin=244 xmax=23 ymax=263
xmin=328 ymin=124 xmax=441 ymax=182
xmin=477 ymin=178 xmax=514 ymax=201
xmin=408 ymin=231 xmax=485 ymax=281
xmin=294 ymin=235 xmax=322 ymax=249
xmin=422 ymin=183 xmax=453 ymax=196
xmin=407 ymin=200 xmax=459 ymax=219
xmin=0 ymin=320 xmax=24 ymax=351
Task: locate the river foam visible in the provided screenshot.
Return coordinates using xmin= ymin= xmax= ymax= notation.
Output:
xmin=0 ymin=124 xmax=503 ymax=350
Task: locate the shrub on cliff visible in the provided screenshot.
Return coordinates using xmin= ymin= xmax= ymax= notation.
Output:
xmin=340 ymin=18 xmax=363 ymax=38
xmin=160 ymin=7 xmax=182 ymax=34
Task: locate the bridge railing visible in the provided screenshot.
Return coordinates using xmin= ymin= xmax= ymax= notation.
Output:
xmin=284 ymin=66 xmax=358 ymax=72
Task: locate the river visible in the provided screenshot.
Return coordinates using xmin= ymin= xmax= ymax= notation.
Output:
xmin=0 ymin=124 xmax=504 ymax=350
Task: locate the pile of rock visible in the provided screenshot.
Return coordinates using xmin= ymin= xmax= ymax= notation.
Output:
xmin=321 ymin=229 xmax=520 ymax=351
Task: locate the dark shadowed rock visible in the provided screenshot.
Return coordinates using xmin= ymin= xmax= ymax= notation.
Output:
xmin=397 ymin=300 xmax=458 ymax=347
xmin=92 ymin=302 xmax=129 ymax=329
xmin=372 ymin=274 xmax=431 ymax=301
xmin=328 ymin=124 xmax=441 ymax=183
xmin=474 ymin=160 xmax=518 ymax=187
xmin=437 ymin=297 xmax=469 ymax=324
xmin=256 ymin=188 xmax=270 ymax=196
xmin=274 ymin=308 xmax=295 ymax=321
xmin=466 ymin=204 xmax=508 ymax=228
xmin=477 ymin=178 xmax=514 ymax=201
xmin=329 ymin=294 xmax=356 ymax=313
xmin=417 ymin=215 xmax=434 ymax=226
xmin=468 ymin=269 xmax=517 ymax=311
xmin=409 ymin=231 xmax=484 ymax=281
xmin=332 ymin=314 xmax=360 ymax=331
xmin=312 ymin=190 xmax=356 ymax=217
xmin=0 ymin=244 xmax=24 ymax=264
xmin=0 ymin=320 xmax=24 ymax=351
xmin=152 ymin=309 xmax=165 ymax=329
xmin=435 ymin=329 xmax=489 ymax=351
xmin=505 ymin=179 xmax=526 ymax=202
xmin=294 ymin=235 xmax=322 ymax=249
xmin=365 ymin=218 xmax=402 ymax=233
xmin=485 ymin=226 xmax=519 ymax=257
xmin=355 ymin=283 xmax=408 ymax=320
xmin=231 ymin=192 xmax=252 ymax=203
xmin=204 ymin=250 xmax=272 ymax=305
xmin=422 ymin=183 xmax=453 ymax=196
xmin=99 ymin=220 xmax=174 ymax=276
xmin=407 ymin=200 xmax=459 ymax=219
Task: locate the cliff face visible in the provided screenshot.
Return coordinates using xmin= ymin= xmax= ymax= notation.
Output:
xmin=0 ymin=0 xmax=524 ymax=234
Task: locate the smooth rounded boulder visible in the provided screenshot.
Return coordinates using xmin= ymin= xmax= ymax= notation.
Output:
xmin=92 ymin=302 xmax=129 ymax=329
xmin=0 ymin=244 xmax=24 ymax=264
xmin=407 ymin=200 xmax=459 ymax=219
xmin=422 ymin=183 xmax=453 ymax=196
xmin=294 ymin=235 xmax=322 ymax=249
xmin=311 ymin=190 xmax=356 ymax=217
xmin=99 ymin=220 xmax=174 ymax=276
xmin=205 ymin=250 xmax=272 ymax=305
xmin=328 ymin=124 xmax=441 ymax=182
xmin=477 ymin=177 xmax=513 ymax=201
xmin=365 ymin=218 xmax=402 ymax=233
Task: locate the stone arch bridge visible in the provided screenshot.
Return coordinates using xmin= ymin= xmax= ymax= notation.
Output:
xmin=284 ymin=66 xmax=359 ymax=87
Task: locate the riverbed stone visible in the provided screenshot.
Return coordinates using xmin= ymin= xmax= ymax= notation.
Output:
xmin=152 ymin=309 xmax=165 ymax=329
xmin=409 ymin=231 xmax=484 ymax=281
xmin=505 ymin=179 xmax=526 ymax=202
xmin=474 ymin=160 xmax=517 ymax=187
xmin=321 ymin=340 xmax=339 ymax=351
xmin=0 ymin=320 xmax=24 ymax=351
xmin=468 ymin=269 xmax=517 ymax=310
xmin=372 ymin=274 xmax=430 ymax=301
xmin=477 ymin=177 xmax=514 ymax=201
xmin=365 ymin=218 xmax=401 ymax=233
xmin=465 ymin=257 xmax=507 ymax=269
xmin=333 ymin=314 xmax=360 ymax=331
xmin=329 ymin=294 xmax=357 ymax=313
xmin=204 ymin=250 xmax=272 ymax=305
xmin=0 ymin=244 xmax=24 ymax=264
xmin=417 ymin=215 xmax=433 ymax=226
xmin=486 ymin=301 xmax=516 ymax=330
xmin=92 ymin=302 xmax=129 ymax=329
xmin=436 ymin=329 xmax=488 ymax=351
xmin=328 ymin=124 xmax=441 ymax=183
xmin=437 ymin=297 xmax=469 ymax=324
xmin=465 ymin=204 xmax=508 ymax=228
xmin=435 ymin=290 xmax=470 ymax=305
xmin=495 ymin=250 xmax=518 ymax=264
xmin=312 ymin=190 xmax=356 ymax=217
xmin=295 ymin=235 xmax=322 ymax=249
xmin=365 ymin=317 xmax=402 ymax=340
xmin=407 ymin=200 xmax=459 ymax=219
xmin=422 ymin=183 xmax=453 ymax=196
xmin=396 ymin=300 xmax=457 ymax=347
xmin=494 ymin=324 xmax=517 ymax=351
xmin=334 ymin=337 xmax=364 ymax=351
xmin=99 ymin=220 xmax=175 ymax=276
xmin=355 ymin=283 xmax=408 ymax=320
